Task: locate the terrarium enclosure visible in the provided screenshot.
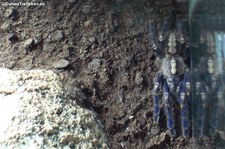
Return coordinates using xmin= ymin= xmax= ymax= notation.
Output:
xmin=0 ymin=0 xmax=224 ymax=149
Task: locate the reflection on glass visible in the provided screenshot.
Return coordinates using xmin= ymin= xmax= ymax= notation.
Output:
xmin=190 ymin=0 xmax=225 ymax=148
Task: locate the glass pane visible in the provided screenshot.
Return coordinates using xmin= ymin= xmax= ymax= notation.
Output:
xmin=190 ymin=0 xmax=225 ymax=148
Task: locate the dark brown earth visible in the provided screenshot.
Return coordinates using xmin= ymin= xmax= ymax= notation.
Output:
xmin=0 ymin=0 xmax=223 ymax=148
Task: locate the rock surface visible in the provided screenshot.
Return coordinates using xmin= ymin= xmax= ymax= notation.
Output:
xmin=0 ymin=68 xmax=108 ymax=149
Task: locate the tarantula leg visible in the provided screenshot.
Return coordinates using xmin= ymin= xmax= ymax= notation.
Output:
xmin=175 ymin=19 xmax=190 ymax=64
xmin=163 ymin=81 xmax=176 ymax=137
xmin=180 ymin=96 xmax=189 ymax=139
xmin=149 ymin=20 xmax=164 ymax=58
xmin=209 ymin=90 xmax=222 ymax=136
xmin=176 ymin=19 xmax=190 ymax=44
xmin=153 ymin=95 xmax=160 ymax=124
xmin=184 ymin=69 xmax=190 ymax=97
xmin=175 ymin=19 xmax=185 ymax=44
xmin=149 ymin=20 xmax=158 ymax=48
xmin=159 ymin=12 xmax=175 ymax=42
xmin=152 ymin=73 xmax=163 ymax=124
xmin=192 ymin=81 xmax=201 ymax=137
xmin=175 ymin=70 xmax=191 ymax=138
xmin=178 ymin=70 xmax=191 ymax=98
xmin=176 ymin=81 xmax=182 ymax=95
xmin=177 ymin=71 xmax=191 ymax=139
xmin=196 ymin=84 xmax=207 ymax=137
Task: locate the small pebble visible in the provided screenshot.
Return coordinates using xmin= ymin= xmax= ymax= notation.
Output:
xmin=88 ymin=59 xmax=101 ymax=71
xmin=84 ymin=20 xmax=91 ymax=27
xmin=159 ymin=132 xmax=167 ymax=142
xmin=121 ymin=59 xmax=130 ymax=70
xmin=48 ymin=30 xmax=64 ymax=43
xmin=24 ymin=38 xmax=34 ymax=48
xmin=8 ymin=33 xmax=18 ymax=42
xmin=150 ymin=126 xmax=160 ymax=135
xmin=1 ymin=22 xmax=10 ymax=30
xmin=135 ymin=72 xmax=143 ymax=85
xmin=219 ymin=131 xmax=225 ymax=140
xmin=4 ymin=8 xmax=18 ymax=19
xmin=113 ymin=19 xmax=119 ymax=27
xmin=82 ymin=5 xmax=92 ymax=14
xmin=52 ymin=59 xmax=70 ymax=69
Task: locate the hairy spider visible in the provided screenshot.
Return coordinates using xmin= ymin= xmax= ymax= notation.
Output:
xmin=149 ymin=10 xmax=191 ymax=138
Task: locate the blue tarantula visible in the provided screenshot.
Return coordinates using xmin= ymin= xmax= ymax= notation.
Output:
xmin=193 ymin=31 xmax=223 ymax=138
xmin=149 ymin=11 xmax=191 ymax=138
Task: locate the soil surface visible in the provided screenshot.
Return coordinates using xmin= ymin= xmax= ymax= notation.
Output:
xmin=0 ymin=0 xmax=222 ymax=148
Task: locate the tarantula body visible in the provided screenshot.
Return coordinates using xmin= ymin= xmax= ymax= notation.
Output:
xmin=150 ymin=12 xmax=191 ymax=138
